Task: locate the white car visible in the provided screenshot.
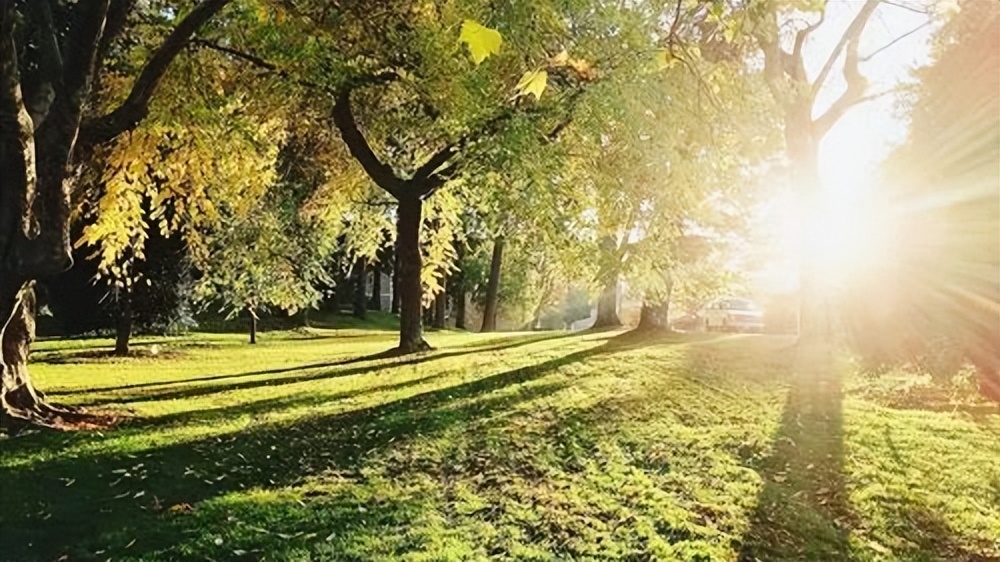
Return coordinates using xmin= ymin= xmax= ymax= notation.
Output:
xmin=704 ymin=298 xmax=765 ymax=333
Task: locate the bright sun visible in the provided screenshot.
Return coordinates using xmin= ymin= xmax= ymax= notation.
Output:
xmin=767 ymin=167 xmax=894 ymax=292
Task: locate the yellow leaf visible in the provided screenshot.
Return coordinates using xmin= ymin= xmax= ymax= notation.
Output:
xmin=459 ymin=20 xmax=502 ymax=65
xmin=255 ymin=5 xmax=268 ymax=23
xmin=568 ymin=57 xmax=597 ymax=81
xmin=655 ymin=50 xmax=675 ymax=70
xmin=550 ymin=49 xmax=569 ymax=66
xmin=514 ymin=69 xmax=548 ymax=100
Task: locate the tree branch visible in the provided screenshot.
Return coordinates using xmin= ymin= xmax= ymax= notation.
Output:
xmin=95 ymin=0 xmax=135 ymax=77
xmin=192 ymin=39 xmax=296 ymax=82
xmin=410 ymin=107 xmax=520 ymax=198
xmin=860 ymin=20 xmax=931 ymax=62
xmin=412 ymin=143 xmax=459 ymax=184
xmin=0 ymin=1 xmax=37 ymax=242
xmin=546 ymin=87 xmax=585 ymax=141
xmin=792 ymin=11 xmax=825 ymax=75
xmin=812 ymin=0 xmax=880 ymax=97
xmin=814 ymin=36 xmax=869 ymax=136
xmin=22 ymin=0 xmax=62 ymax=128
xmin=882 ymin=0 xmax=930 ymax=15
xmin=332 ymin=87 xmax=406 ymax=199
xmin=79 ymin=0 xmax=232 ymax=148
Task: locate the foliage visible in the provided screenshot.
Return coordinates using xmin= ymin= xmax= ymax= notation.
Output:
xmin=77 ymin=48 xmax=287 ymax=289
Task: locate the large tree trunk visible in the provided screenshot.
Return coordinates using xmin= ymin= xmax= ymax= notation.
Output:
xmin=396 ymin=196 xmax=430 ymax=352
xmin=0 ymin=285 xmax=85 ymax=433
xmin=1 ymin=287 xmax=45 ymax=432
xmin=593 ymin=273 xmax=622 ymax=328
xmin=432 ymin=279 xmax=447 ymax=329
xmin=369 ymin=259 xmax=382 ymax=311
xmin=637 ymin=301 xmax=669 ymax=331
xmin=637 ymin=281 xmax=673 ymax=331
xmin=789 ymin=135 xmax=830 ymax=343
xmin=390 ymin=250 xmax=401 ymax=315
xmin=352 ymin=258 xmax=367 ymax=320
xmin=452 ymin=241 xmax=467 ymax=330
xmin=480 ymin=237 xmax=504 ymax=332
xmin=114 ymin=286 xmax=132 ymax=356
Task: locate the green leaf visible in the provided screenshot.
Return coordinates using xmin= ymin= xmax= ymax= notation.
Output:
xmin=459 ymin=20 xmax=503 ymax=65
xmin=514 ymin=69 xmax=548 ymax=100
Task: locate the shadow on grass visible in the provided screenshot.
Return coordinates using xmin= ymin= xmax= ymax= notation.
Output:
xmin=126 ymin=370 xmax=455 ymax=430
xmin=735 ymin=343 xmax=998 ymax=562
xmin=889 ymin=506 xmax=1000 ymax=562
xmin=53 ymin=333 xmax=573 ymax=407
xmin=0 ymin=333 xmax=638 ymax=561
xmin=737 ymin=345 xmax=855 ymax=562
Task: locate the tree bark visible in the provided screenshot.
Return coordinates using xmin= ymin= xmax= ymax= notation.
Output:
xmin=454 ymin=294 xmax=467 ymax=330
xmin=0 ymin=287 xmax=44 ymax=432
xmin=432 ymin=279 xmax=447 ymax=329
xmin=114 ymin=286 xmax=132 ymax=356
xmin=352 ymin=258 xmax=367 ymax=319
xmin=637 ymin=281 xmax=673 ymax=331
xmin=637 ymin=300 xmax=669 ymax=331
xmin=452 ymin=241 xmax=467 ymax=330
xmin=396 ymin=196 xmax=430 ymax=352
xmin=247 ymin=305 xmax=257 ymax=345
xmin=390 ymin=249 xmax=401 ymax=315
xmin=593 ymin=272 xmax=622 ymax=328
xmin=526 ymin=284 xmax=553 ymax=331
xmin=0 ymin=285 xmax=86 ymax=433
xmin=480 ymin=237 xmax=504 ymax=332
xmin=369 ymin=259 xmax=382 ymax=311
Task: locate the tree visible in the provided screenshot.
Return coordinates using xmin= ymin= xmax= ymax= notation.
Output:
xmin=479 ymin=237 xmax=504 ymax=332
xmin=749 ymin=0 xmax=931 ymax=340
xmin=220 ymin=0 xmax=711 ymax=351
xmin=562 ymin=22 xmax=775 ymax=330
xmin=76 ymin=38 xmax=291 ymax=352
xmin=192 ymin=202 xmax=331 ymax=344
xmin=0 ymin=0 xmax=231 ymax=430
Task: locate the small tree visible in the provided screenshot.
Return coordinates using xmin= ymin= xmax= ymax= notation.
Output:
xmin=194 ymin=206 xmax=331 ymax=343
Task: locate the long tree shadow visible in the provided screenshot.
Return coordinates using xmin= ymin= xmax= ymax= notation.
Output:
xmin=55 ymin=333 xmax=572 ymax=407
xmin=737 ymin=344 xmax=855 ymax=562
xmin=126 ymin=370 xmax=455 ymax=430
xmin=0 ymin=334 xmax=638 ymax=561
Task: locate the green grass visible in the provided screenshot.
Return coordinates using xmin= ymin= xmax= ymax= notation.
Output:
xmin=1 ymin=325 xmax=997 ymax=561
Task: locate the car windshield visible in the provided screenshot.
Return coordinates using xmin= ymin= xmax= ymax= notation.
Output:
xmin=724 ymin=299 xmax=758 ymax=311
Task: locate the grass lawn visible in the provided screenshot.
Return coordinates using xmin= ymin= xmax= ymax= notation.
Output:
xmin=1 ymin=320 xmax=997 ymax=561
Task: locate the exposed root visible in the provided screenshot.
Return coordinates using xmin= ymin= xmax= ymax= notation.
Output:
xmin=394 ymin=338 xmax=434 ymax=356
xmin=1 ymin=388 xmax=120 ymax=435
